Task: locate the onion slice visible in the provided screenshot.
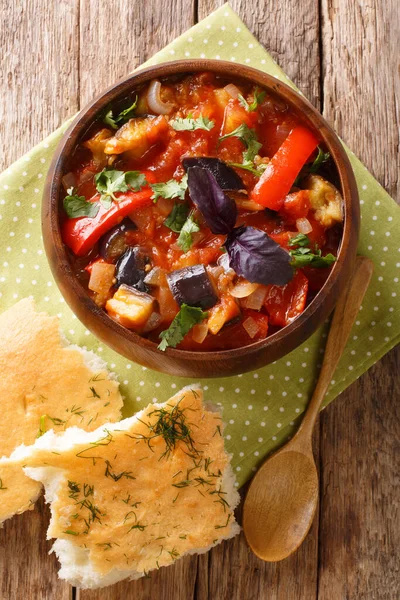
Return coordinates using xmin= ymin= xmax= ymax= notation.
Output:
xmin=224 ymin=84 xmax=240 ymax=99
xmin=230 ymin=279 xmax=259 ymax=298
xmin=242 ymin=316 xmax=260 ymax=339
xmin=296 ymin=217 xmax=313 ymax=234
xmin=192 ymin=321 xmax=209 ymax=344
xmin=147 ymin=80 xmax=173 ymax=115
xmin=62 ymin=172 xmax=77 ymax=191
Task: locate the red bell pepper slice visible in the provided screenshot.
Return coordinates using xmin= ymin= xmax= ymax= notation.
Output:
xmin=251 ymin=126 xmax=319 ymax=210
xmin=62 ymin=189 xmax=153 ymax=256
xmin=264 ymin=270 xmax=309 ymax=327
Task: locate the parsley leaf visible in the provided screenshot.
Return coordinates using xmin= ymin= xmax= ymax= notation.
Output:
xmin=238 ymin=88 xmax=266 ymax=112
xmin=177 ymin=213 xmax=200 ymax=253
xmin=151 ymin=174 xmax=188 ymax=201
xmin=164 ymin=203 xmax=190 ymax=233
xmin=228 ymin=161 xmax=267 ymax=177
xmin=290 ymin=247 xmax=336 ymax=268
xmin=158 ymin=304 xmax=208 ymax=351
xmin=103 ymin=97 xmax=138 ymax=130
xmin=94 ymin=169 xmax=146 ymax=207
xmin=219 ymin=123 xmax=262 ymax=166
xmin=169 ymin=114 xmax=215 ymax=131
xmin=288 ymin=233 xmax=311 ymax=248
xmin=63 ymin=188 xmax=99 ymax=218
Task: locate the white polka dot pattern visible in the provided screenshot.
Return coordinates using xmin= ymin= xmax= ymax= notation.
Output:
xmin=0 ymin=5 xmax=399 ymax=487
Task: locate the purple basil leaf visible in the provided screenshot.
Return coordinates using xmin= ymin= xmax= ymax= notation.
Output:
xmin=187 ymin=166 xmax=238 ymax=234
xmin=183 ymin=157 xmax=244 ymax=191
xmin=224 ymin=225 xmax=294 ymax=286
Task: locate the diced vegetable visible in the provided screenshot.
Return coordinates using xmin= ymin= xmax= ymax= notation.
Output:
xmin=280 ymin=190 xmax=311 ymax=221
xmin=192 ymin=321 xmax=209 ymax=344
xmin=104 ymin=116 xmax=169 ymax=156
xmin=242 ymin=316 xmax=260 ymax=339
xmin=264 ymin=271 xmax=309 ymax=327
xmin=147 ymin=80 xmax=174 ymax=115
xmin=62 ymin=189 xmax=153 ymax=256
xmin=83 ymin=129 xmax=113 ymax=167
xmin=106 ymin=285 xmax=155 ymax=331
xmin=99 ymin=218 xmax=137 ymax=261
xmin=240 ymin=285 xmax=268 ymax=310
xmin=182 ymin=157 xmax=244 ymax=191
xmin=158 ymin=304 xmax=208 ymax=351
xmin=88 ymin=262 xmax=116 ymax=307
xmin=251 ymin=126 xmax=319 ymax=210
xmin=207 ymin=295 xmax=240 ymax=335
xmin=296 ymin=217 xmax=313 ymax=235
xmin=115 ymin=247 xmax=150 ymax=292
xmin=304 ymin=174 xmax=343 ymax=227
xmin=167 ymin=265 xmax=218 ymax=310
xmin=229 ymin=278 xmax=259 ymax=298
xmin=142 ymin=312 xmax=163 ymax=333
xmin=144 ymin=267 xmax=167 ymax=287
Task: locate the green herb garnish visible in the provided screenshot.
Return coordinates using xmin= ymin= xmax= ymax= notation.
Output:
xmin=151 ymin=174 xmax=188 ymax=201
xmin=177 ymin=213 xmax=200 ymax=253
xmin=170 ymin=114 xmax=214 ymax=131
xmin=219 ymin=123 xmax=262 ymax=164
xmin=158 ymin=304 xmax=208 ymax=351
xmin=288 ymin=234 xmax=336 ymax=268
xmin=238 ymin=88 xmax=266 ymax=112
xmin=94 ymin=169 xmax=146 ymax=208
xmin=164 ymin=202 xmax=190 ymax=232
xmin=309 ymin=147 xmax=331 ymax=173
xmin=104 ymin=460 xmax=135 ymax=482
xmin=103 ymin=96 xmax=138 ymax=129
xmin=63 ymin=188 xmax=99 ymax=218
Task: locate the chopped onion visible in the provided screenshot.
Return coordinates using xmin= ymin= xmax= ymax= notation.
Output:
xmin=62 ymin=172 xmax=76 ymax=191
xmin=296 ymin=217 xmax=313 ymax=234
xmin=241 ymin=285 xmax=268 ymax=310
xmin=147 ymin=80 xmax=173 ymax=115
xmin=224 ymin=84 xmax=240 ymax=99
xmin=242 ymin=316 xmax=260 ymax=339
xmin=230 ymin=279 xmax=259 ymax=298
xmin=88 ymin=262 xmax=115 ymax=294
xmin=192 ymin=321 xmax=209 ymax=344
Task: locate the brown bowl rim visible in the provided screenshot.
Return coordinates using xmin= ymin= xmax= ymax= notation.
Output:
xmin=43 ymin=59 xmax=359 ymax=371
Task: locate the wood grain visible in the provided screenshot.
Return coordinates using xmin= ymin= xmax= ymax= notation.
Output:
xmin=0 ymin=1 xmax=77 ymax=598
xmin=0 ymin=0 xmax=398 ymax=598
xmin=318 ymin=1 xmax=400 ymax=597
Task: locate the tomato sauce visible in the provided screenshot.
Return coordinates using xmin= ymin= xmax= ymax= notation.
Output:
xmin=62 ymin=72 xmax=343 ymax=351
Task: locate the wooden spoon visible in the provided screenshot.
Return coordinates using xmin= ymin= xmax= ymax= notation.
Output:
xmin=243 ymin=256 xmax=374 ymax=562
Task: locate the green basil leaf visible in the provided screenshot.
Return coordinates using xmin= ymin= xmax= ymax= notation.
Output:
xmin=164 ymin=202 xmax=190 ymax=233
xmin=158 ymin=304 xmax=208 ymax=351
xmin=177 ymin=213 xmax=200 ymax=253
xmin=63 ymin=189 xmax=99 ymax=218
xmin=288 ymin=233 xmax=311 ymax=248
xmin=169 ymin=114 xmax=215 ymax=131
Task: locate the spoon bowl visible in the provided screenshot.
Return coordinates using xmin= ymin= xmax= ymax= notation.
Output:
xmin=243 ymin=449 xmax=318 ymax=562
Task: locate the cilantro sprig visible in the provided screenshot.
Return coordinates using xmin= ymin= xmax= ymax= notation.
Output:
xmin=288 ymin=234 xmax=336 ymax=268
xmin=63 ymin=188 xmax=100 ymax=218
xmin=151 ymin=174 xmax=188 ymax=201
xmin=94 ymin=169 xmax=147 ymax=208
xmin=169 ymin=114 xmax=215 ymax=132
xmin=238 ymin=88 xmax=266 ymax=112
xmin=219 ymin=123 xmax=262 ymax=170
xmin=103 ymin=97 xmax=138 ymax=130
xmin=158 ymin=304 xmax=208 ymax=351
xmin=177 ymin=213 xmax=200 ymax=253
xmin=164 ymin=202 xmax=190 ymax=233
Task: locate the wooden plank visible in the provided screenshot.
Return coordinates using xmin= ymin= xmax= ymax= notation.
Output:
xmin=0 ymin=1 xmax=78 ymax=598
xmin=198 ymin=0 xmax=321 ymax=106
xmin=0 ymin=0 xmax=80 ymax=170
xmin=78 ymin=0 xmax=195 ymax=107
xmin=319 ymin=0 xmax=400 ymax=597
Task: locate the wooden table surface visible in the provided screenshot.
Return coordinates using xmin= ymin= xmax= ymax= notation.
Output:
xmin=0 ymin=1 xmax=399 ymax=599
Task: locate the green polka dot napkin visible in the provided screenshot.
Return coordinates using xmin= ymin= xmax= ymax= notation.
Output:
xmin=0 ymin=4 xmax=398 ymax=487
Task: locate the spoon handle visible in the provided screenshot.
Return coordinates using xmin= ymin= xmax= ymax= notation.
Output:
xmin=293 ymin=256 xmax=374 ymax=447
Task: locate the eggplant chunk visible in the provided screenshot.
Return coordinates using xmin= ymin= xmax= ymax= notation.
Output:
xmin=167 ymin=264 xmax=218 ymax=310
xmin=99 ymin=218 xmax=137 ymax=261
xmin=106 ymin=285 xmax=156 ymax=331
xmin=304 ymin=174 xmax=343 ymax=227
xmin=182 ymin=157 xmax=244 ymax=191
xmin=115 ymin=247 xmax=150 ymax=292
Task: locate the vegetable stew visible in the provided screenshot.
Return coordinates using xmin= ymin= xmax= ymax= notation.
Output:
xmin=62 ymin=72 xmax=343 ymax=351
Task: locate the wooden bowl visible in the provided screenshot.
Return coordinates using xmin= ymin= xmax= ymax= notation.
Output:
xmin=42 ymin=60 xmax=359 ymax=378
